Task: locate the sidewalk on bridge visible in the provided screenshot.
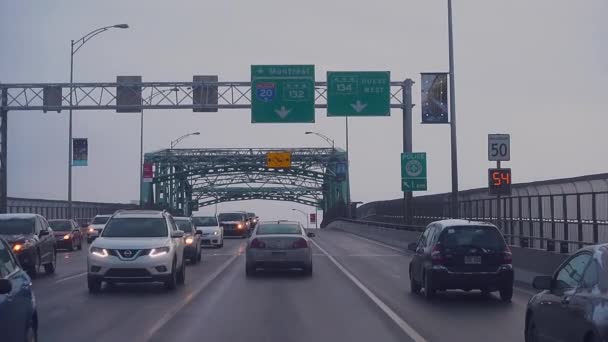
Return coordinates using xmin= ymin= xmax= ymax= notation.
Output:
xmin=326 ymin=220 xmax=569 ymax=290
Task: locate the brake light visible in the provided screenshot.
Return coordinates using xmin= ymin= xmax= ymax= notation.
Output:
xmin=292 ymin=238 xmax=308 ymax=249
xmin=503 ymin=246 xmax=512 ymax=264
xmin=431 ymin=245 xmax=444 ymax=265
xmin=250 ymin=238 xmax=265 ymax=249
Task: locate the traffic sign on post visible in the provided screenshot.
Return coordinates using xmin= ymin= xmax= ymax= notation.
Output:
xmin=327 ymin=71 xmax=390 ymax=116
xmin=251 ymin=65 xmax=315 ymax=123
xmin=488 ymin=168 xmax=512 ymax=195
xmin=266 ymin=151 xmax=292 ymax=168
xmin=488 ymin=134 xmax=510 ymax=161
xmin=401 ymin=153 xmax=427 ymax=192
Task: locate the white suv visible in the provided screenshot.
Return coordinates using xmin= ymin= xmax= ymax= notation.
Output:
xmin=192 ymin=215 xmax=223 ymax=248
xmin=87 ymin=210 xmax=186 ymax=293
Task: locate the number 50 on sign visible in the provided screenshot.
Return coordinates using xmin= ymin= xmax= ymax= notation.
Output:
xmin=488 ymin=134 xmax=510 ymax=161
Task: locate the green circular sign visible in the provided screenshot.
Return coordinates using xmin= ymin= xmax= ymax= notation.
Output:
xmin=405 ymin=160 xmax=423 ymax=177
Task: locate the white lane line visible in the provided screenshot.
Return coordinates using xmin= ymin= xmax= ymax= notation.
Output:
xmin=141 ymin=244 xmax=244 ymax=342
xmin=336 ymin=230 xmax=407 ymax=253
xmin=54 ymin=272 xmax=87 ymax=284
xmin=311 ymin=240 xmax=427 ymax=342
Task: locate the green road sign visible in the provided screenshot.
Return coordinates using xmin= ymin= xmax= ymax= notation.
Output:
xmin=401 ymin=152 xmax=427 ymax=192
xmin=327 ymin=71 xmax=390 ymax=116
xmin=251 ymin=65 xmax=315 ymax=123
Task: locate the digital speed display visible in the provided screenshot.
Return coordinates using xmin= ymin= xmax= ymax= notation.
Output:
xmin=488 ymin=168 xmax=512 ymax=195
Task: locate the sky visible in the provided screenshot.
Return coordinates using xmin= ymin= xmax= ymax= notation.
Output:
xmin=1 ymin=0 xmax=607 ymax=223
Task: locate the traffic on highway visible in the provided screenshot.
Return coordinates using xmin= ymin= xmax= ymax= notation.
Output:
xmin=2 ymin=208 xmax=607 ymax=341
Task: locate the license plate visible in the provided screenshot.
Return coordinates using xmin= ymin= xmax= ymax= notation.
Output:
xmin=464 ymin=256 xmax=481 ymax=264
xmin=271 ymin=251 xmax=286 ymax=258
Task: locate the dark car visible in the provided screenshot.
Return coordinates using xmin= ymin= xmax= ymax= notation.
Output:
xmin=408 ymin=219 xmax=513 ymax=301
xmin=218 ymin=212 xmax=249 ymax=238
xmin=525 ymin=244 xmax=608 ymax=342
xmin=48 ymin=219 xmax=83 ymax=251
xmin=174 ymin=217 xmax=202 ymax=264
xmin=0 ymin=237 xmax=38 ymax=342
xmin=0 ymin=214 xmax=56 ymax=277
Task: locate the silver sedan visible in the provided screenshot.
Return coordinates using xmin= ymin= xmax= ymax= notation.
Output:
xmin=245 ymin=221 xmax=315 ymax=276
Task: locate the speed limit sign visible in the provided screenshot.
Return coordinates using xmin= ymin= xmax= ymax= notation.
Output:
xmin=488 ymin=134 xmax=510 ymax=161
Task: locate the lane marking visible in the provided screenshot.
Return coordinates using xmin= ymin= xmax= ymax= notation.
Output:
xmin=54 ymin=272 xmax=87 ymax=284
xmin=141 ymin=242 xmax=244 ymax=342
xmin=312 ymin=239 xmax=427 ymax=342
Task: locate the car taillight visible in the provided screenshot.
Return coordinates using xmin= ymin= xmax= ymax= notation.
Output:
xmin=431 ymin=245 xmax=444 ymax=265
xmin=250 ymin=238 xmax=265 ymax=249
xmin=292 ymin=238 xmax=308 ymax=249
xmin=503 ymin=247 xmax=512 ymax=264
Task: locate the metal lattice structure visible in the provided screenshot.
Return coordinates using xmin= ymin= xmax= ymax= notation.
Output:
xmin=0 ymin=80 xmax=409 ymax=214
xmin=141 ymin=148 xmax=349 ymax=215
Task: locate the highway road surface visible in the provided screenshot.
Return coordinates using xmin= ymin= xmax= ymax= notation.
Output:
xmin=32 ymin=229 xmax=534 ymax=342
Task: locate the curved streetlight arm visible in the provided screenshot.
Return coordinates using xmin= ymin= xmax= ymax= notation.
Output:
xmin=291 ymin=208 xmax=309 ymax=228
xmin=72 ymin=24 xmax=128 ymax=55
xmin=305 ymin=132 xmax=335 ymax=149
xmin=170 ymin=132 xmax=200 ymax=149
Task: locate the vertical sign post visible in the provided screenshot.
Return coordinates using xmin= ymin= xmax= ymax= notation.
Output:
xmin=488 ymin=134 xmax=512 ymax=227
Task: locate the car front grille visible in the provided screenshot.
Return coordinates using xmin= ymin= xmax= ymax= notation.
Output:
xmin=108 ymin=249 xmax=149 ymax=259
xmin=105 ymin=268 xmax=151 ymax=278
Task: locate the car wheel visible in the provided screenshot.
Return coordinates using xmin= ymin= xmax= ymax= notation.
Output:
xmin=78 ymin=238 xmax=83 ymax=250
xmin=177 ymin=259 xmax=186 ymax=285
xmin=71 ymin=240 xmax=77 ymax=252
xmin=26 ymin=253 xmax=41 ymax=278
xmin=44 ymin=249 xmax=56 ymax=275
xmin=410 ymin=270 xmax=421 ymax=294
xmin=197 ymin=247 xmax=202 ymax=263
xmin=245 ymin=264 xmax=256 ymax=277
xmin=87 ymin=276 xmax=102 ymax=293
xmin=218 ymin=242 xmax=224 ymax=248
xmin=165 ymin=259 xmax=177 ymax=290
xmin=500 ymin=286 xmax=513 ymax=302
xmin=25 ymin=316 xmax=37 ymax=342
xmin=424 ymin=272 xmax=435 ymax=300
xmin=525 ymin=316 xmax=538 ymax=342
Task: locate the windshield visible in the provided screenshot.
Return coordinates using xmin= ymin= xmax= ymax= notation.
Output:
xmin=192 ymin=217 xmax=218 ymax=226
xmin=92 ymin=216 xmax=110 ymax=225
xmin=438 ymin=226 xmax=506 ymax=252
xmin=101 ymin=218 xmax=168 ymax=238
xmin=0 ymin=218 xmax=35 ymax=235
xmin=174 ymin=219 xmax=193 ymax=233
xmin=218 ymin=213 xmax=245 ymax=222
xmin=49 ymin=220 xmax=73 ymax=231
xmin=256 ymin=223 xmax=302 ymax=235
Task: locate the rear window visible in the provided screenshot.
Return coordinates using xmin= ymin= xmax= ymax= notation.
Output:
xmin=438 ymin=225 xmax=506 ymax=251
xmin=218 ymin=213 xmax=245 ymax=222
xmin=49 ymin=220 xmax=73 ymax=231
xmin=256 ymin=224 xmax=302 ymax=235
xmin=92 ymin=216 xmax=110 ymax=225
xmin=102 ymin=218 xmax=168 ymax=238
xmin=174 ymin=219 xmax=193 ymax=233
xmin=192 ymin=217 xmax=218 ymax=226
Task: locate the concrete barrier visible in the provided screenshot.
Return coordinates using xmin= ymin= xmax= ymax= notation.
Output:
xmin=328 ymin=220 xmax=571 ymax=287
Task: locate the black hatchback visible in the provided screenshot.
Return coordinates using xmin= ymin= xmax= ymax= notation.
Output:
xmin=525 ymin=244 xmax=608 ymax=342
xmin=408 ymin=219 xmax=514 ymax=301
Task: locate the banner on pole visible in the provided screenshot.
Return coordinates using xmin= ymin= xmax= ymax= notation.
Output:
xmin=421 ymin=73 xmax=449 ymax=124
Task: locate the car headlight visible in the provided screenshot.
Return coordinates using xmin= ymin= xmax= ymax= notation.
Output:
xmin=63 ymin=234 xmax=71 ymax=240
xmin=90 ymin=247 xmax=108 ymax=257
xmin=185 ymin=237 xmax=194 ymax=245
xmin=88 ymin=227 xmax=95 ymax=233
xmin=213 ymin=231 xmax=219 ymax=236
xmin=237 ymin=224 xmax=243 ymax=229
xmin=149 ymin=247 xmax=170 ymax=257
xmin=12 ymin=240 xmax=34 ymax=253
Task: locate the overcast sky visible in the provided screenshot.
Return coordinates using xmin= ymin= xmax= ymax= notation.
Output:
xmin=2 ymin=0 xmax=607 ymax=222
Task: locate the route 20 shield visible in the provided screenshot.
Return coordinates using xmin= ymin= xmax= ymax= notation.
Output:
xmin=255 ymin=82 xmax=276 ymax=102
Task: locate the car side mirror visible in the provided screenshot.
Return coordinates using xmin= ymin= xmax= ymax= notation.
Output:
xmin=407 ymin=242 xmax=418 ymax=252
xmin=171 ymin=231 xmax=184 ymax=238
xmin=307 ymin=232 xmax=315 ymax=238
xmin=39 ymin=230 xmax=50 ymax=237
xmin=0 ymin=278 xmax=12 ymax=295
xmin=532 ymin=275 xmax=553 ymax=290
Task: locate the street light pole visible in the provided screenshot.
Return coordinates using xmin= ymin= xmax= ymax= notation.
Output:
xmin=170 ymin=132 xmax=201 ymax=149
xmin=292 ymin=208 xmax=309 ymax=229
xmin=304 ymin=131 xmax=335 ymax=149
xmin=68 ymin=24 xmax=128 ymax=218
xmin=448 ymin=0 xmax=459 ymax=218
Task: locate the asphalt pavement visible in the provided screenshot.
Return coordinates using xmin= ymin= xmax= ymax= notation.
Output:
xmin=30 ymin=229 xmax=534 ymax=342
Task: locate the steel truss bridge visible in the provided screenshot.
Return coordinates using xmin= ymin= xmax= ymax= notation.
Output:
xmin=0 ymin=79 xmax=410 ymax=214
xmin=141 ymin=148 xmax=349 ymax=215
